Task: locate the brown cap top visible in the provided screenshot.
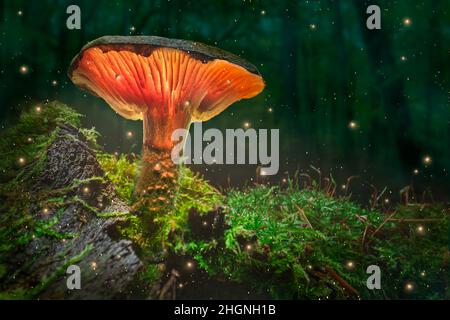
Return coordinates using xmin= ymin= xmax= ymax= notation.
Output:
xmin=68 ymin=35 xmax=265 ymax=122
xmin=69 ymin=35 xmax=261 ymax=77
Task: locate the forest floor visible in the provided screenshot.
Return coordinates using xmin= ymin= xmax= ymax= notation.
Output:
xmin=0 ymin=101 xmax=449 ymax=299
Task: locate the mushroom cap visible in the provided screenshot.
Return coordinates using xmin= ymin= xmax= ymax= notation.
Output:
xmin=68 ymin=35 xmax=264 ymax=122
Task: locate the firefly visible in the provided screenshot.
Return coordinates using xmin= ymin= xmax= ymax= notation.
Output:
xmin=405 ymin=282 xmax=414 ymax=292
xmin=310 ymin=24 xmax=316 ymax=30
xmin=403 ymin=18 xmax=412 ymax=26
xmin=416 ymin=225 xmax=425 ymax=235
xmin=35 ymin=106 xmax=42 ymax=113
xmin=51 ymin=80 xmax=58 ymax=86
xmin=186 ymin=261 xmax=194 ymax=269
xmin=18 ymin=157 xmax=26 ymax=165
xmin=423 ymin=155 xmax=432 ymax=165
xmin=243 ymin=122 xmax=250 ymax=128
xmin=90 ymin=261 xmax=97 ymax=270
xmin=126 ymin=131 xmax=133 ymax=138
xmin=19 ymin=65 xmax=29 ymax=74
xmin=246 ymin=244 xmax=252 ymax=251
xmin=346 ymin=260 xmax=355 ymax=270
xmin=348 ymin=121 xmax=358 ymax=129
xmin=413 ymin=169 xmax=419 ymax=175
xmin=83 ymin=187 xmax=90 ymax=194
xmin=400 ymin=56 xmax=407 ymax=61
xmin=261 ymin=10 xmax=266 ymax=16
xmin=17 ymin=10 xmax=23 ymax=16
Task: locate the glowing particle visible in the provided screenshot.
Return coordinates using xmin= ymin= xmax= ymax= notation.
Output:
xmin=423 ymin=155 xmax=432 ymax=165
xmin=126 ymin=131 xmax=133 ymax=138
xmin=17 ymin=10 xmax=23 ymax=16
xmin=90 ymin=261 xmax=97 ymax=270
xmin=35 ymin=106 xmax=42 ymax=113
xmin=348 ymin=121 xmax=358 ymax=129
xmin=400 ymin=56 xmax=407 ymax=61
xmin=403 ymin=18 xmax=412 ymax=26
xmin=261 ymin=10 xmax=266 ymax=16
xmin=243 ymin=122 xmax=250 ymax=128
xmin=19 ymin=65 xmax=29 ymax=74
xmin=346 ymin=260 xmax=355 ymax=270
xmin=416 ymin=225 xmax=425 ymax=235
xmin=310 ymin=24 xmax=316 ymax=30
xmin=405 ymin=282 xmax=414 ymax=292
xmin=413 ymin=169 xmax=419 ymax=175
xmin=18 ymin=157 xmax=26 ymax=165
xmin=186 ymin=261 xmax=193 ymax=269
xmin=51 ymin=80 xmax=58 ymax=86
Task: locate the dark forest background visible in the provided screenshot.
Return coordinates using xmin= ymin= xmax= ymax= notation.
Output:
xmin=0 ymin=0 xmax=449 ymax=204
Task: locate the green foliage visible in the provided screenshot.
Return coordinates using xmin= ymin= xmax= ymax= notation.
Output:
xmin=0 ymin=102 xmax=448 ymax=300
xmin=0 ymin=244 xmax=93 ymax=300
xmin=97 ymin=152 xmax=138 ymax=204
xmin=0 ymin=101 xmax=81 ymax=185
xmin=167 ymin=184 xmax=449 ymax=299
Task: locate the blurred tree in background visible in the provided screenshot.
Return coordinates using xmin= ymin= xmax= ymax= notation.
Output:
xmin=0 ymin=0 xmax=449 ymax=202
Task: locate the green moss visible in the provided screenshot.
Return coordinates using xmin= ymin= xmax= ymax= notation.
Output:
xmin=1 ymin=101 xmax=448 ymax=300
xmin=0 ymin=244 xmax=93 ymax=299
xmin=138 ymin=264 xmax=161 ymax=285
xmin=0 ymin=101 xmax=81 ymax=185
xmin=97 ymin=152 xmax=138 ymax=203
xmin=176 ymin=185 xmax=449 ymax=299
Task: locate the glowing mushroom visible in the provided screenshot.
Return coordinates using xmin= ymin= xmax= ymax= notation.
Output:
xmin=68 ymin=36 xmax=264 ymax=195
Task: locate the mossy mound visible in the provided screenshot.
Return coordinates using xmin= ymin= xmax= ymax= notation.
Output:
xmin=0 ymin=101 xmax=449 ymax=300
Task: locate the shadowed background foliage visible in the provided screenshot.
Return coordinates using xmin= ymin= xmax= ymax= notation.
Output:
xmin=0 ymin=0 xmax=449 ymax=204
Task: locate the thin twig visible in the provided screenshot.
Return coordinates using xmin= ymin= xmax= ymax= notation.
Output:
xmin=361 ymin=224 xmax=370 ymax=251
xmin=372 ymin=212 xmax=397 ymax=237
xmin=386 ymin=218 xmax=443 ymax=223
xmin=295 ymin=204 xmax=313 ymax=229
xmin=324 ymin=266 xmax=360 ymax=298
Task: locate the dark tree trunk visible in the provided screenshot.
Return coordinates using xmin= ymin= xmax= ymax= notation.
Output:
xmin=353 ymin=0 xmax=418 ymax=167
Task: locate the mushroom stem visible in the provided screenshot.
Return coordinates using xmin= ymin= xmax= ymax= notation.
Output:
xmin=135 ymin=109 xmax=191 ymax=207
xmin=135 ymin=146 xmax=177 ymax=207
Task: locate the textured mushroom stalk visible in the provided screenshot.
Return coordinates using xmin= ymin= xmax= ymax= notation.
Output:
xmin=135 ymin=108 xmax=190 ymax=197
xmin=136 ymin=146 xmax=177 ymax=210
